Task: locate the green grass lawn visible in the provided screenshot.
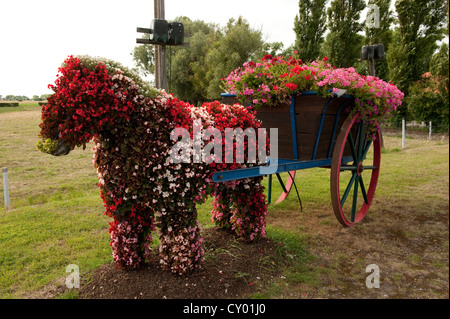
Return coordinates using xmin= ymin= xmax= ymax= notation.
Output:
xmin=0 ymin=107 xmax=448 ymax=298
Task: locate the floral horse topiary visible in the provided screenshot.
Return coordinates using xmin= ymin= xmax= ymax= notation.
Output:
xmin=37 ymin=55 xmax=268 ymax=274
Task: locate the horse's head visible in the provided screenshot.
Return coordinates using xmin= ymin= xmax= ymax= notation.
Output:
xmin=37 ymin=55 xmax=156 ymax=156
xmin=37 ymin=55 xmax=115 ymax=155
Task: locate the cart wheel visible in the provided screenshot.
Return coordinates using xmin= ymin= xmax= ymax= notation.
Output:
xmin=330 ymin=113 xmax=381 ymax=226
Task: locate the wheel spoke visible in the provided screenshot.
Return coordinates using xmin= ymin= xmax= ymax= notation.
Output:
xmin=359 ymin=175 xmax=369 ymax=204
xmin=351 ymin=175 xmax=359 ymax=222
xmin=340 ymin=165 xmax=357 ymax=171
xmin=341 ymin=172 xmax=357 ymax=207
xmin=362 ymin=139 xmax=372 ymax=160
xmin=357 ymin=122 xmax=365 ymax=160
xmin=347 ymin=132 xmax=358 ymax=163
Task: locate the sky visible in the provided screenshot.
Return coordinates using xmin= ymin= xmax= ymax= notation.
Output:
xmin=0 ymin=0 xmax=300 ymax=97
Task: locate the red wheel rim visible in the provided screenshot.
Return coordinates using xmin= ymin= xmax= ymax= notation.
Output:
xmin=331 ymin=113 xmax=381 ymax=226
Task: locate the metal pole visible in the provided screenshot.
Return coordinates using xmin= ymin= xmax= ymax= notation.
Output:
xmin=3 ymin=168 xmax=10 ymax=209
xmin=402 ymin=118 xmax=406 ymax=148
xmin=368 ymin=58 xmax=376 ymax=77
xmin=154 ymin=0 xmax=161 ymax=89
xmin=154 ymin=0 xmax=167 ymax=91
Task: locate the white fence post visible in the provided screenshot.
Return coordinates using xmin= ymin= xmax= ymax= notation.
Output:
xmin=429 ymin=121 xmax=432 ymax=140
xmin=402 ymin=118 xmax=406 ymax=148
xmin=3 ymin=168 xmax=10 ymax=209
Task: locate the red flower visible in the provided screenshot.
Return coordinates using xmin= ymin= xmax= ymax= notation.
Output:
xmin=285 ymin=83 xmax=297 ymax=90
xmin=291 ymin=65 xmax=303 ymax=74
xmin=323 ymin=56 xmax=329 ymax=61
xmin=304 ymin=75 xmax=311 ymax=80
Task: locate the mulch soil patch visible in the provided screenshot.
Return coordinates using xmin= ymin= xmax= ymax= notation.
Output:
xmin=78 ymin=227 xmax=286 ymax=299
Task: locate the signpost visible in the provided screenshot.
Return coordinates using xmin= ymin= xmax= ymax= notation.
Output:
xmin=361 ymin=43 xmax=384 ymax=77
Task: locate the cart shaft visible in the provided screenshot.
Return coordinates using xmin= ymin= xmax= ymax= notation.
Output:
xmin=212 ymin=156 xmax=353 ymax=182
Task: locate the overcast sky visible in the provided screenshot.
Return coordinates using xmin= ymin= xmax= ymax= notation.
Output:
xmin=0 ymin=0 xmax=300 ymax=97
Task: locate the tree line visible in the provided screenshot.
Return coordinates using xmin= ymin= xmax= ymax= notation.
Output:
xmin=132 ymin=0 xmax=449 ymax=128
xmin=0 ymin=94 xmax=51 ymax=101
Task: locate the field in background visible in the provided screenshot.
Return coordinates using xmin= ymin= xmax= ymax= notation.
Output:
xmin=0 ymin=106 xmax=448 ymax=298
xmin=0 ymin=102 xmax=42 ymax=114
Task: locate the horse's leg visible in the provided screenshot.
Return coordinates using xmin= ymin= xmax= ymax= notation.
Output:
xmin=228 ymin=177 xmax=268 ymax=241
xmin=108 ymin=204 xmax=156 ymax=270
xmin=157 ymin=205 xmax=204 ymax=275
xmin=211 ymin=184 xmax=234 ymax=230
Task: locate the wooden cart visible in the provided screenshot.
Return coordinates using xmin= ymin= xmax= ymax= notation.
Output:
xmin=215 ymin=91 xmax=382 ymax=227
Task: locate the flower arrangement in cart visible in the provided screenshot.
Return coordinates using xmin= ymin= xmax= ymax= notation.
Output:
xmin=223 ymin=52 xmax=404 ymax=136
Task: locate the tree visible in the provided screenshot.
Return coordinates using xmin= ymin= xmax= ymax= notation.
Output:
xmin=255 ymin=41 xmax=285 ymax=59
xmin=4 ymin=95 xmax=29 ymax=101
xmin=293 ymin=0 xmax=328 ymax=61
xmin=132 ymin=16 xmax=270 ymax=104
xmin=168 ymin=17 xmax=219 ymax=105
xmin=322 ymin=0 xmax=366 ymax=68
xmin=132 ymin=17 xmax=218 ymax=105
xmin=406 ymin=43 xmax=449 ymax=129
xmin=132 ymin=33 xmax=155 ymax=77
xmin=204 ymin=16 xmax=266 ymax=100
xmin=387 ymin=0 xmax=447 ymax=98
xmin=430 ymin=43 xmax=450 ymax=78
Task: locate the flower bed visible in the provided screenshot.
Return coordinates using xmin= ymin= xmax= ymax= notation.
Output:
xmin=223 ymin=53 xmax=404 ymax=135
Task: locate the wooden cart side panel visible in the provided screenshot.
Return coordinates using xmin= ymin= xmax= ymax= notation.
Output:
xmin=221 ymin=96 xmax=241 ymax=105
xmin=294 ymin=96 xmax=355 ymax=160
xmin=221 ymin=94 xmax=356 ymax=161
xmin=256 ymin=103 xmax=294 ymax=159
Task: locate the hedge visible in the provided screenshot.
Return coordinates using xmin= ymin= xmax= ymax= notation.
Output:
xmin=0 ymin=102 xmax=19 ymax=107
